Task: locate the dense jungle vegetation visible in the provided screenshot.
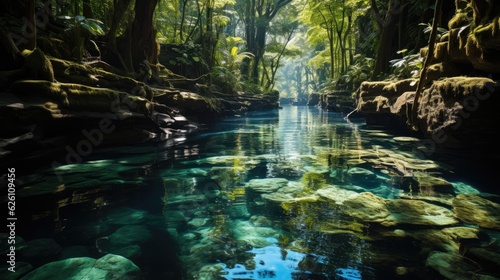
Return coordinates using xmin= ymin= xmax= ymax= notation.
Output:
xmin=0 ymin=0 xmax=450 ymax=100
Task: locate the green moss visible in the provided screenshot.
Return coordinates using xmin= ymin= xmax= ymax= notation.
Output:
xmin=430 ymin=76 xmax=497 ymax=98
xmin=301 ymin=172 xmax=327 ymax=193
xmin=448 ymin=11 xmax=471 ymax=30
xmin=10 ymin=80 xmax=152 ymax=114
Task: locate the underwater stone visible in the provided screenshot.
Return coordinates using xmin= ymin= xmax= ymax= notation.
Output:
xmin=425 ymin=251 xmax=480 ymax=280
xmin=452 ymin=194 xmax=500 ymax=230
xmin=277 ymin=181 xmax=305 ymax=195
xmin=246 ymin=178 xmax=289 ymax=193
xmin=413 ymin=172 xmax=455 ymax=195
xmin=104 ymin=207 xmax=148 ymax=225
xmin=19 ymin=238 xmax=62 ymax=263
xmin=0 ymin=262 xmax=32 ymax=280
xmin=407 ymin=227 xmax=480 ymax=253
xmin=341 ymin=192 xmax=390 ymax=223
xmin=249 ymin=215 xmax=273 ymax=227
xmin=452 ymin=182 xmax=480 ymax=195
xmin=111 ymin=225 xmax=152 ymax=245
xmin=246 ymin=178 xmax=290 ymax=214
xmin=96 ymin=225 xmax=152 ymax=254
xmin=65 ymin=222 xmax=111 ymax=242
xmin=110 ymin=244 xmax=142 ymax=260
xmin=386 ymin=199 xmax=459 ymax=227
xmin=188 ymin=218 xmax=209 ymax=228
xmin=465 ymin=247 xmax=500 ymax=272
xmin=1 ymin=236 xmax=25 ymax=254
xmin=232 ymin=220 xmax=279 ymax=248
xmin=20 ymin=254 xmax=142 ymax=280
xmin=227 ymin=205 xmax=251 ymax=219
xmin=346 ymin=167 xmax=379 ymax=188
xmin=316 ymin=186 xmax=359 ymax=205
xmin=340 ymin=192 xmax=459 ymax=227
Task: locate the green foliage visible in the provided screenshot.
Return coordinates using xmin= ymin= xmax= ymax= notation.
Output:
xmin=59 ymin=15 xmax=105 ymax=36
xmin=420 ymin=23 xmax=449 ymax=40
xmin=340 ymin=54 xmax=374 ymax=90
xmin=59 ymin=15 xmax=105 ymax=62
xmin=164 ymin=41 xmax=209 ymax=78
xmin=211 ymin=66 xmax=241 ymax=94
xmin=389 ymin=50 xmax=423 ymax=79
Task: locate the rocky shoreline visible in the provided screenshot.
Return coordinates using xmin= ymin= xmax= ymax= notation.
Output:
xmin=0 ymin=51 xmax=279 ymax=172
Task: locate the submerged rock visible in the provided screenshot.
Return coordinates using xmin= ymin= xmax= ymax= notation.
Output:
xmin=294 ymin=191 xmax=459 ymax=228
xmin=246 ymin=178 xmax=289 ymax=194
xmin=465 ymin=247 xmax=500 ymax=273
xmin=104 ymin=207 xmax=149 ymax=225
xmin=425 ymin=251 xmax=481 ymax=280
xmin=385 ymin=199 xmax=459 ymax=227
xmin=412 ymin=172 xmax=455 ymax=195
xmin=316 ymin=186 xmax=359 ymax=205
xmin=19 ymin=238 xmax=62 ymax=265
xmin=346 ymin=167 xmax=379 ymax=188
xmin=96 ymin=225 xmax=152 ymax=256
xmin=406 ymin=227 xmax=480 ymax=253
xmin=0 ymin=262 xmax=32 ymax=280
xmin=341 ymin=192 xmax=390 ymax=223
xmin=20 ymin=254 xmax=142 ymax=280
xmin=452 ymin=194 xmax=500 ymax=230
xmin=246 ymin=178 xmax=290 ymax=214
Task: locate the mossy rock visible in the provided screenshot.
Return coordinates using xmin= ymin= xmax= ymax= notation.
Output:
xmin=10 ymin=80 xmax=151 ymax=115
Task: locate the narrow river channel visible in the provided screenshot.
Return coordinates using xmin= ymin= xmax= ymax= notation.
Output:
xmin=3 ymin=106 xmax=499 ymax=280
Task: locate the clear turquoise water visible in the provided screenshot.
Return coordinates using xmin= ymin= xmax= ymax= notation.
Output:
xmin=3 ymin=106 xmax=499 ymax=279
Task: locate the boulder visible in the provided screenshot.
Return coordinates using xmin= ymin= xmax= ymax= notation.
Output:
xmin=452 ymin=194 xmax=500 ymax=230
xmin=341 ymin=192 xmax=459 ymax=227
xmin=426 ymin=251 xmax=480 ymax=280
xmin=19 ymin=238 xmax=62 ymax=265
xmin=96 ymin=225 xmax=152 ymax=255
xmin=20 ymin=254 xmax=142 ymax=280
xmin=346 ymin=167 xmax=379 ymax=188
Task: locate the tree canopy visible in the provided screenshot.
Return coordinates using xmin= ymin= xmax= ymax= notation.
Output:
xmin=1 ymin=0 xmax=444 ymax=98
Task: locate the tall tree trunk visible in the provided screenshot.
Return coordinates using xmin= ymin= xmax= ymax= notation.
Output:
xmin=241 ymin=0 xmax=256 ymax=80
xmin=107 ymin=0 xmax=133 ymax=48
xmin=179 ymin=0 xmax=189 ymax=42
xmin=371 ymin=0 xmax=401 ymax=79
xmin=252 ymin=24 xmax=267 ymax=84
xmin=241 ymin=0 xmax=291 ymax=83
xmin=130 ymin=0 xmax=159 ymax=69
xmin=115 ymin=0 xmax=158 ymax=73
xmin=26 ymin=0 xmax=36 ymax=50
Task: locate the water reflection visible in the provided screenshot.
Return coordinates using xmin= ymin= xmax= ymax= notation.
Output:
xmin=220 ymin=243 xmax=363 ymax=280
xmin=4 ymin=106 xmax=500 ymax=280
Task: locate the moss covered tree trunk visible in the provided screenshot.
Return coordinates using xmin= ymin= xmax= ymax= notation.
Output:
xmin=130 ymin=0 xmax=159 ymax=69
xmin=116 ymin=0 xmax=158 ymax=73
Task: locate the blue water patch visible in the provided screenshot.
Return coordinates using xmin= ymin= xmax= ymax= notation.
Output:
xmin=220 ymin=243 xmax=362 ymax=279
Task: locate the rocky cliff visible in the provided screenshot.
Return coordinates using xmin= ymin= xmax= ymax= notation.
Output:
xmin=352 ymin=0 xmax=500 ymax=173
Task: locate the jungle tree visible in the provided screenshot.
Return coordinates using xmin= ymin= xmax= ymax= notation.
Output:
xmin=261 ymin=6 xmax=299 ymax=91
xmin=235 ymin=0 xmax=292 ymax=84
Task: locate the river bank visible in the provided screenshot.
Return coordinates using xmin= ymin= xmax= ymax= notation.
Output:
xmin=0 ymin=49 xmax=279 ymax=173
